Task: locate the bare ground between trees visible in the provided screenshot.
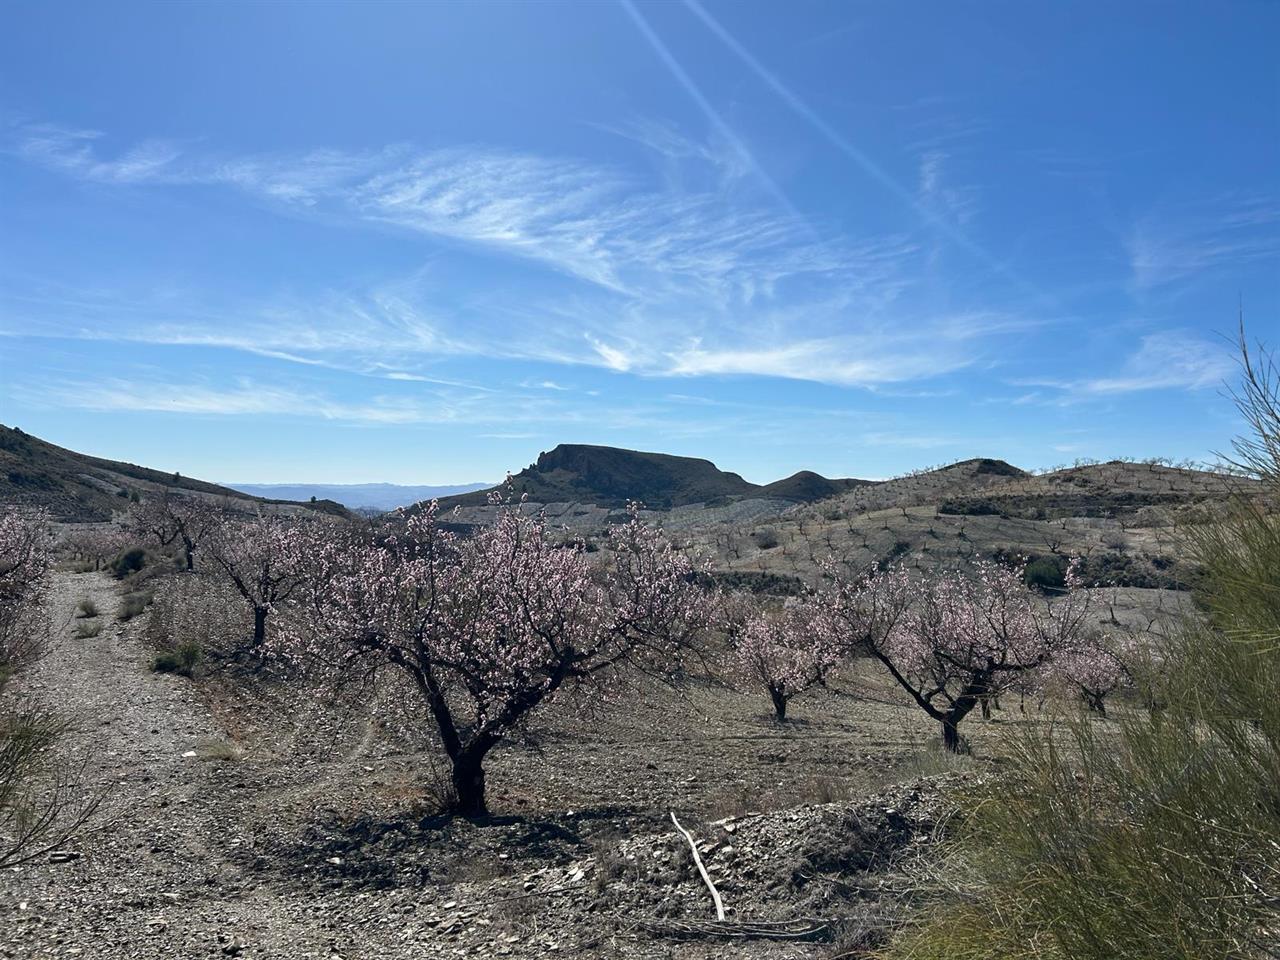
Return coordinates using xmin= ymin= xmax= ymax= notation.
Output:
xmin=0 ymin=570 xmax=1118 ymax=959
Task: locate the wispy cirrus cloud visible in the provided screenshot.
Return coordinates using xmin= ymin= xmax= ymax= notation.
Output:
xmin=5 ymin=119 xmax=1042 ymax=389
xmin=25 ymin=378 xmax=442 ymax=424
xmin=11 ymin=123 xmax=844 ymax=299
xmin=1015 ymin=330 xmax=1234 ymax=397
xmin=1126 ymin=196 xmax=1280 ymax=292
xmin=15 ymin=123 xmax=185 ymax=183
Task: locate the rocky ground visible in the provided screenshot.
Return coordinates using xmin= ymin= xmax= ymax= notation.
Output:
xmin=1 ymin=570 xmax=1022 ymax=959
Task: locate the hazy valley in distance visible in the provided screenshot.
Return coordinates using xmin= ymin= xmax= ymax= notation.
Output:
xmin=223 ymin=482 xmax=492 ymax=512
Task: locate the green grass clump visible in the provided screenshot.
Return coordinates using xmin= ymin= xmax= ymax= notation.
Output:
xmin=152 ymin=642 xmax=202 ymax=677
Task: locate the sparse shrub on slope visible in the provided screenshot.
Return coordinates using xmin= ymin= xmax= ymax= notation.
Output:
xmin=1022 ymin=556 xmax=1065 ymax=592
xmin=110 ymin=547 xmax=148 ymax=580
xmin=116 ymin=591 xmax=152 ymax=622
xmin=152 ymin=641 xmax=202 ymax=677
xmin=752 ymin=527 xmax=780 ymax=549
xmin=883 ymin=334 xmax=1280 ymax=960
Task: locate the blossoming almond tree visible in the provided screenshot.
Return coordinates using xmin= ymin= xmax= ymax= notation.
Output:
xmin=729 ymin=597 xmax=837 ymax=722
xmin=1053 ymin=630 xmax=1130 ymax=716
xmin=820 ymin=559 xmax=1092 ymax=753
xmin=130 ymin=493 xmax=224 ymax=571
xmin=0 ymin=508 xmax=100 ymax=867
xmin=206 ymin=514 xmax=327 ymax=652
xmin=0 ymin=509 xmax=53 ymax=677
xmin=281 ymin=500 xmax=710 ymax=816
xmin=59 ymin=525 xmax=130 ymax=572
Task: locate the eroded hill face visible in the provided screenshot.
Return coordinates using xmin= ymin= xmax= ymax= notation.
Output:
xmin=0 ymin=425 xmax=347 ymax=522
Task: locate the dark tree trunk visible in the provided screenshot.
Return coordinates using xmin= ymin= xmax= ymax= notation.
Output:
xmin=1083 ymin=691 xmax=1107 ymax=717
xmin=980 ymin=696 xmax=992 ymax=720
xmin=252 ymin=606 xmax=268 ymax=647
xmin=942 ymin=717 xmax=967 ymax=754
xmin=450 ymin=750 xmax=488 ymax=817
xmin=941 ymin=685 xmax=984 ymax=754
xmin=769 ymin=686 xmax=788 ymax=722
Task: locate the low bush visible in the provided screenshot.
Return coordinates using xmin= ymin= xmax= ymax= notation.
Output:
xmin=752 ymin=528 xmax=780 ymax=549
xmin=881 ymin=540 xmax=911 ymax=566
xmin=73 ymin=620 xmax=102 ymax=639
xmin=1075 ymin=551 xmax=1195 ymax=591
xmin=110 ymin=548 xmax=148 ymax=579
xmin=702 ymin=570 xmax=806 ymax=596
xmin=117 ymin=591 xmax=152 ymax=622
xmin=74 ymin=598 xmax=98 ymax=619
xmin=1023 ymin=556 xmax=1066 ymax=592
xmin=152 ymin=641 xmax=202 ymax=677
xmin=937 ymin=498 xmax=1002 ymax=516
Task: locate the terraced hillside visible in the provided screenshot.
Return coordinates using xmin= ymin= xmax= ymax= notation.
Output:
xmin=688 ymin=459 xmax=1246 ymax=593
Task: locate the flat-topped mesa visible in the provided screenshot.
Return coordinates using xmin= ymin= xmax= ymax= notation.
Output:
xmin=434 ymin=443 xmax=873 ymax=511
xmin=527 ymin=444 xmax=757 ymax=507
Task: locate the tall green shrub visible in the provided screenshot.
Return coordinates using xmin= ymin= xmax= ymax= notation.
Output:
xmin=885 ymin=335 xmax=1280 ymax=960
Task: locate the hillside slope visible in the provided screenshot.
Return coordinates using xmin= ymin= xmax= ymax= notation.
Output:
xmin=688 ymin=458 xmax=1247 ymax=593
xmin=0 ymin=425 xmax=347 ymax=522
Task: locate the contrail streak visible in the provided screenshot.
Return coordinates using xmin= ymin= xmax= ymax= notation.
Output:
xmin=618 ymin=0 xmax=803 ymax=224
xmin=682 ymin=0 xmax=1053 ymax=307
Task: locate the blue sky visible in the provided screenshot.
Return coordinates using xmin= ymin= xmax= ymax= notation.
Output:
xmin=1 ymin=2 xmax=1277 ymax=484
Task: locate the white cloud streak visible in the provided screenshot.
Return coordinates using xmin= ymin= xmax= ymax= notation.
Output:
xmin=1015 ymin=331 xmax=1234 ymax=397
xmin=1126 ymin=196 xmax=1280 ymax=292
xmin=7 ymin=120 xmax=1037 ymax=388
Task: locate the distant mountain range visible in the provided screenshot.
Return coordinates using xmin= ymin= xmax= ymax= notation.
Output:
xmin=0 ymin=425 xmax=1017 ymax=524
xmin=225 ymin=482 xmax=491 ymax=511
xmin=436 ymin=444 xmax=874 ymax=510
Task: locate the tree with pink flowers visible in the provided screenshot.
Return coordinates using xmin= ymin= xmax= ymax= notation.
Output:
xmin=207 ymin=514 xmax=328 ymax=652
xmin=819 ymin=558 xmax=1092 ymax=753
xmin=1053 ymin=630 xmax=1130 ymax=716
xmin=59 ymin=525 xmax=130 ymax=572
xmin=280 ymin=500 xmax=710 ymax=816
xmin=130 ymin=493 xmax=224 ymax=571
xmin=728 ymin=596 xmax=836 ymax=722
xmin=0 ymin=509 xmax=54 ymax=676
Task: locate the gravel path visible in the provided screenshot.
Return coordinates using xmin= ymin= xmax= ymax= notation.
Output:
xmin=0 ymin=572 xmax=345 ymax=959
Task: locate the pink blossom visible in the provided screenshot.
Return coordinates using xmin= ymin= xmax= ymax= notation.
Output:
xmin=275 ymin=499 xmax=711 ymax=815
